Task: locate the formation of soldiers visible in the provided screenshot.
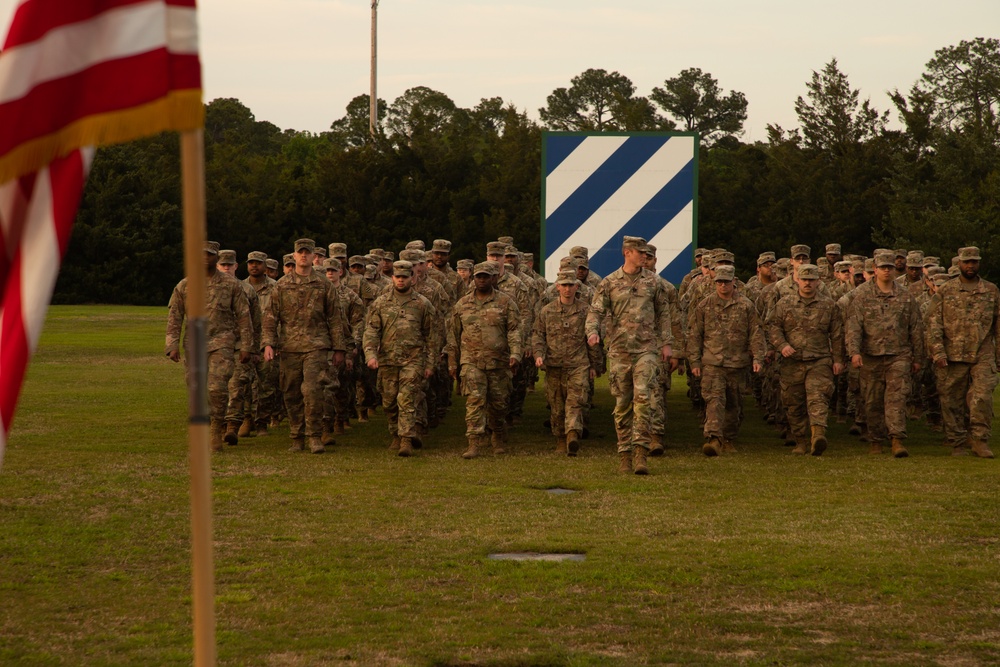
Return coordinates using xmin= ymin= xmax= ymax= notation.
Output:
xmin=165 ymin=235 xmax=999 ymax=472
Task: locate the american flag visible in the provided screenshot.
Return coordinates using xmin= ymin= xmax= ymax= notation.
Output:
xmin=0 ymin=0 xmax=203 ymax=465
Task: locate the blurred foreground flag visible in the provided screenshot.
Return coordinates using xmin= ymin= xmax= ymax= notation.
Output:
xmin=0 ymin=0 xmax=203 ymax=465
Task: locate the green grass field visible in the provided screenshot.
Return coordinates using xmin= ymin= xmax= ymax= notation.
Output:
xmin=2 ymin=305 xmax=998 ymax=666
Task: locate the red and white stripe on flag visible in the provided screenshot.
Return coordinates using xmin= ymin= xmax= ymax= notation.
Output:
xmin=0 ymin=0 xmax=203 ymax=465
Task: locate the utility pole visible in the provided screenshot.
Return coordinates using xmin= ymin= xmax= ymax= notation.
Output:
xmin=369 ymin=0 xmax=380 ymax=140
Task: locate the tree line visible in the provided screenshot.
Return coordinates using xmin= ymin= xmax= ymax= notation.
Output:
xmin=55 ymin=37 xmax=1000 ymax=305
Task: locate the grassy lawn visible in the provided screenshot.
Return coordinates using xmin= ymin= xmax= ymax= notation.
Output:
xmin=2 ymin=305 xmax=999 ymax=666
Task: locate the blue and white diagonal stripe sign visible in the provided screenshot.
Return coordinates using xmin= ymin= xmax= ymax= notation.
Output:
xmin=542 ymin=132 xmax=698 ymax=286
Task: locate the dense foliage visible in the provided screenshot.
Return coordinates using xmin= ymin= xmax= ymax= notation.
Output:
xmin=57 ymin=38 xmax=1000 ymax=304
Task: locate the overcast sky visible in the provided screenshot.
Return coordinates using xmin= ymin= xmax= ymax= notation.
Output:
xmin=3 ymin=1 xmax=997 ymax=140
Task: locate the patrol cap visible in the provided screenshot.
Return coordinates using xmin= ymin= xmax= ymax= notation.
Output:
xmin=247 ymin=251 xmax=267 ymax=263
xmin=399 ymin=248 xmax=425 ymax=263
xmin=875 ymin=251 xmax=895 ymax=268
xmin=283 ymin=253 xmax=295 ymax=266
xmin=575 ymin=256 xmax=589 ymax=268
xmin=714 ymin=251 xmax=735 ymax=264
xmin=694 ymin=247 xmax=707 ymax=258
xmin=313 ymin=246 xmax=327 ymax=258
xmin=923 ymin=256 xmax=940 ymax=268
xmin=485 ymin=260 xmax=501 ymax=274
xmin=714 ymin=265 xmax=735 ymax=282
xmin=798 ymin=264 xmax=820 ymax=280
xmin=523 ymin=252 xmax=534 ymax=262
xmin=364 ymin=264 xmax=377 ymax=278
xmin=265 ymin=258 xmax=278 ymax=271
xmin=906 ymin=251 xmax=924 ymax=268
xmin=894 ymin=248 xmax=907 ymax=258
xmin=834 ymin=260 xmax=851 ymax=272
xmin=364 ymin=254 xmax=379 ymax=265
xmin=294 ymin=238 xmax=315 ymax=252
xmin=404 ymin=241 xmax=424 ymax=251
xmin=790 ymin=244 xmax=811 ymax=259
xmin=644 ymin=243 xmax=657 ymax=256
xmin=926 ymin=266 xmax=947 ymax=278
xmin=622 ymin=236 xmax=647 ymax=250
xmin=951 ymin=256 xmax=960 ymax=267
xmin=570 ymin=245 xmax=589 ymax=259
xmin=864 ymin=259 xmax=875 ymax=272
xmin=948 ymin=264 xmax=960 ymax=276
xmin=456 ymin=259 xmax=474 ymax=270
xmin=384 ymin=251 xmax=395 ymax=261
xmin=757 ymin=251 xmax=776 ymax=266
xmin=348 ymin=254 xmax=366 ymax=267
xmin=874 ymin=248 xmax=892 ymax=256
xmin=934 ymin=272 xmax=953 ymax=285
xmin=369 ymin=248 xmax=386 ymax=258
xmin=504 ymin=244 xmax=519 ymax=256
xmin=958 ymin=246 xmax=982 ymax=261
xmin=817 ymin=257 xmax=828 ymax=269
xmin=205 ymin=240 xmax=220 ymax=255
xmin=392 ymin=260 xmax=414 ymax=277
xmin=486 ymin=241 xmax=507 ymax=255
xmin=218 ymin=249 xmax=237 ymax=265
xmin=555 ymin=270 xmax=577 ymax=285
xmin=497 ymin=236 xmax=514 ymax=245
xmin=323 ymin=257 xmax=342 ymax=271
xmin=559 ymin=256 xmax=578 ymax=270
xmin=825 ymin=243 xmax=842 ymax=255
xmin=431 ymin=239 xmax=452 ymax=253
xmin=473 ymin=261 xmax=496 ymax=276
xmin=851 ymin=260 xmax=865 ymax=275
xmin=328 ymin=242 xmax=347 ymax=258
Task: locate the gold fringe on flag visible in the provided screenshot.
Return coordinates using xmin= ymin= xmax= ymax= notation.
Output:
xmin=0 ymin=90 xmax=204 ymax=183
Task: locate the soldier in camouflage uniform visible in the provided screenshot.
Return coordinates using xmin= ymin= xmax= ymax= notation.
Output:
xmin=283 ymin=253 xmax=295 ymax=275
xmin=687 ymin=265 xmax=766 ymax=455
xmin=533 ymin=270 xmax=601 ymax=456
xmin=677 ymin=247 xmax=707 ymax=300
xmin=767 ymin=264 xmax=845 ymax=456
xmin=323 ymin=258 xmax=365 ymax=438
xmin=586 ymin=236 xmax=673 ymax=475
xmin=846 ymin=251 xmax=924 ymax=457
xmin=243 ymin=251 xmax=279 ymax=435
xmin=484 ymin=242 xmax=530 ymax=424
xmin=456 ymin=259 xmax=474 ymax=291
xmin=643 ymin=243 xmax=682 ymax=455
xmin=265 ymin=258 xmax=280 ymax=281
xmin=447 ymin=262 xmax=523 ymax=459
xmin=926 ymin=246 xmax=999 ymax=458
xmin=571 ymin=246 xmax=603 ymax=289
xmin=364 ymin=260 xmax=437 ymax=457
xmin=428 ymin=239 xmax=462 ymax=304
xmin=165 ymin=241 xmax=252 ymax=451
xmin=263 ymin=239 xmax=348 ymax=454
xmin=217 ymin=249 xmax=261 ymax=446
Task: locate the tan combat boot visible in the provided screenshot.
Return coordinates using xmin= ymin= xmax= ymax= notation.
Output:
xmin=890 ymin=437 xmax=909 ymax=458
xmin=321 ymin=425 xmax=336 ymax=447
xmin=288 ymin=437 xmax=305 ymax=452
xmin=810 ymin=425 xmax=827 ymax=456
xmin=869 ymin=441 xmax=883 ymax=455
xmin=398 ymin=437 xmax=413 ymax=457
xmin=255 ymin=420 xmax=268 ymax=436
xmin=334 ymin=420 xmax=345 ymax=435
xmin=567 ymin=430 xmax=581 ymax=457
xmin=224 ymin=422 xmax=239 ymax=446
xmin=491 ymin=431 xmax=506 ymax=455
xmin=722 ymin=440 xmax=738 ymax=454
xmin=238 ymin=417 xmax=254 ymax=438
xmin=462 ymin=436 xmax=480 ymax=459
xmin=702 ymin=437 xmax=721 ymax=457
xmin=309 ymin=437 xmax=326 ymax=454
xmin=210 ymin=422 xmax=225 ymax=452
xmin=555 ymin=436 xmax=568 ymax=455
xmin=970 ymin=439 xmax=995 ymax=459
xmin=951 ymin=443 xmax=968 ymax=456
xmin=632 ymin=446 xmax=649 ymax=475
xmin=357 ymin=408 xmax=369 ymax=424
xmin=791 ymin=437 xmax=809 ymax=455
xmin=649 ymin=434 xmax=665 ymax=457
xmin=389 ymin=435 xmax=401 ymax=452
xmin=618 ymin=451 xmax=632 ymax=473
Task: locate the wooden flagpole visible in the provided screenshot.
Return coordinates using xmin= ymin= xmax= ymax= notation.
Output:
xmin=180 ymin=128 xmax=216 ymax=667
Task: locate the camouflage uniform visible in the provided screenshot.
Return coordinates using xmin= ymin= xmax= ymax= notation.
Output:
xmin=586 ymin=242 xmax=673 ymax=455
xmin=766 ymin=265 xmax=845 ymax=454
xmin=165 ymin=257 xmax=252 ymax=449
xmin=244 ymin=258 xmax=278 ymax=431
xmin=687 ymin=268 xmax=766 ymax=450
xmin=219 ymin=251 xmax=261 ymax=432
xmin=263 ymin=241 xmax=348 ymax=451
xmin=363 ymin=266 xmax=437 ymax=447
xmin=532 ymin=280 xmax=601 ymax=447
xmin=845 ymin=268 xmax=924 ymax=452
xmin=925 ymin=247 xmax=1000 ymax=456
xmin=447 ymin=264 xmax=523 ymax=452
